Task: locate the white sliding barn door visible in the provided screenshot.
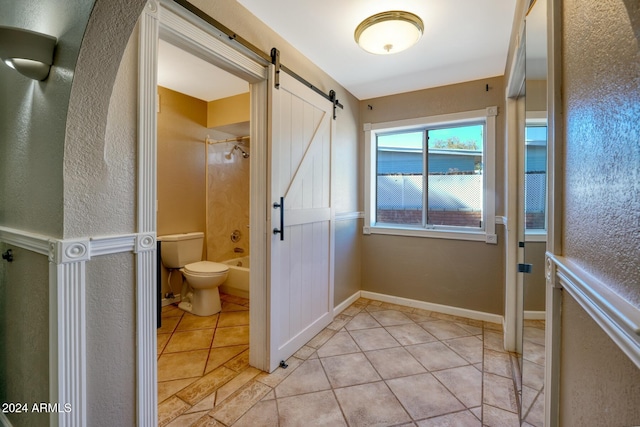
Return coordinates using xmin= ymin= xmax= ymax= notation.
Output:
xmin=268 ymin=69 xmax=334 ymax=372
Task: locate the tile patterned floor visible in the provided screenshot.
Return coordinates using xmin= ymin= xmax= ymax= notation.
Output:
xmin=521 ymin=320 xmax=545 ymax=427
xmin=158 ymin=295 xmax=523 ymax=426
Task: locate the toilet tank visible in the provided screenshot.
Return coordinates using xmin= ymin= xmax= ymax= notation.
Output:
xmin=158 ymin=232 xmax=204 ymax=268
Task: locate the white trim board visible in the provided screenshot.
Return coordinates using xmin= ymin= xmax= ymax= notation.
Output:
xmin=547 ymin=253 xmax=640 ymax=370
xmin=525 ymin=310 xmax=546 ymax=320
xmin=334 ymin=290 xmax=504 ymax=325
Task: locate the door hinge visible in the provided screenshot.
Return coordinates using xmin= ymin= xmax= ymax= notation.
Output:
xmin=518 ymin=263 xmax=533 ymax=274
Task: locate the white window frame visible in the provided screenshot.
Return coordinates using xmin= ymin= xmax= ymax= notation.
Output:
xmin=363 ymin=107 xmax=498 ymax=243
xmin=524 ymin=111 xmax=548 ymax=242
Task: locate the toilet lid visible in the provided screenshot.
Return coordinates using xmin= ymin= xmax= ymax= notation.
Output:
xmin=184 ymin=261 xmax=229 ymax=274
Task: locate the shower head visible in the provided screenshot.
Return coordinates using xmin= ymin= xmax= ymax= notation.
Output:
xmin=230 ymin=144 xmax=250 ymax=159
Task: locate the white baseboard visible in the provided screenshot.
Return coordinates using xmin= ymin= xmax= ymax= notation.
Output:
xmin=334 ymin=291 xmax=362 ymax=316
xmin=334 ymin=290 xmax=504 ymax=325
xmin=525 ymin=310 xmax=546 ymax=320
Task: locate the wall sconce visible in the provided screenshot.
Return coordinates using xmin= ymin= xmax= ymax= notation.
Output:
xmin=355 ymin=11 xmax=424 ymax=55
xmin=0 ymin=26 xmax=57 ymax=80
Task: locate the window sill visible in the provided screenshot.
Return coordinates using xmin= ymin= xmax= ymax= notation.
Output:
xmin=363 ymin=224 xmax=489 ymax=242
xmin=525 ymin=230 xmax=547 ymax=242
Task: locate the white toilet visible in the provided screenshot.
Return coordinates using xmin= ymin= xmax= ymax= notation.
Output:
xmin=159 ymin=232 xmax=229 ymax=316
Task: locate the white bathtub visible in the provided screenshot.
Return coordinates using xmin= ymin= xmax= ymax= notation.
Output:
xmin=220 ymin=256 xmax=250 ymax=298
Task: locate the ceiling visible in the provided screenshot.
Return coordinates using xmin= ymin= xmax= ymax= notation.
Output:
xmin=158 ymin=0 xmax=520 ymax=102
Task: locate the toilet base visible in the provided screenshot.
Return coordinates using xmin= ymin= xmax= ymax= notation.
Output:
xmin=178 ymin=287 xmax=222 ymax=316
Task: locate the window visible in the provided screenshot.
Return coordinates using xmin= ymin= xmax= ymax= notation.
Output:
xmin=525 ymin=118 xmax=548 ymax=236
xmin=364 ymin=107 xmax=498 ymax=242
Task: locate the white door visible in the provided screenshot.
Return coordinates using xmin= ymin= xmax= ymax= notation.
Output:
xmin=268 ymin=69 xmax=334 ymax=372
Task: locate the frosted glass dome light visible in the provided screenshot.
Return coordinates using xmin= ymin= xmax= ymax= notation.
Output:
xmin=354 ymin=11 xmax=424 ymax=55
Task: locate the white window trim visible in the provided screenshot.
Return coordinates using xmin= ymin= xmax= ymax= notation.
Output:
xmin=363 ymin=107 xmax=498 ymax=243
xmin=525 ymin=111 xmax=548 ymax=241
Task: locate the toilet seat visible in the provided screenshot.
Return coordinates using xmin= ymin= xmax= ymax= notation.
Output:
xmin=184 ymin=261 xmax=229 ymax=276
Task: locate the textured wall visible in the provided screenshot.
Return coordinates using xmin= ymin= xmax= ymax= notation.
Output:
xmin=0 ymin=246 xmax=49 ymax=427
xmin=86 ymin=253 xmax=136 ymax=426
xmin=0 ymin=0 xmax=94 ymax=237
xmin=360 ymin=76 xmax=506 ymax=315
xmin=559 ymin=0 xmax=640 ymax=422
xmin=64 ymin=0 xmax=146 ymax=238
xmin=560 ymin=294 xmax=640 ymax=425
xmin=563 ymin=0 xmax=640 ymax=305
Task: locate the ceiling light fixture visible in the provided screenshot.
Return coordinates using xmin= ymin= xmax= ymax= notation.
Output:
xmin=354 ymin=11 xmax=424 ymax=55
xmin=0 ymin=26 xmax=57 ymax=80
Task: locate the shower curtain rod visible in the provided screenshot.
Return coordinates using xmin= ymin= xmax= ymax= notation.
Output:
xmin=206 ymin=135 xmax=250 ymax=145
xmin=171 ymin=0 xmax=344 ymax=119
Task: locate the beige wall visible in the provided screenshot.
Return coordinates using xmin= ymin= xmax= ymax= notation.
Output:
xmin=559 ymin=0 xmax=640 ymax=421
xmin=360 ymin=76 xmax=506 ymax=315
xmin=157 ymin=86 xmax=208 ymax=238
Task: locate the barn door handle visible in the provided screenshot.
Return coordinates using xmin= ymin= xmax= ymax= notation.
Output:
xmin=273 ymin=196 xmax=284 ymax=241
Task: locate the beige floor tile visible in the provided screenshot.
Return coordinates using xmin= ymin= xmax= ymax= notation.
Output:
xmin=158 ymin=396 xmax=191 ymax=427
xmin=233 ymin=399 xmax=279 ymax=427
xmin=483 ymin=373 xmax=518 ymax=413
xmin=432 ymin=365 xmax=482 ymax=408
xmin=165 ymin=329 xmax=214 ymax=353
xmin=483 ymin=349 xmax=513 ymax=378
xmin=341 ymin=305 xmax=363 ymax=316
xmin=320 ymin=352 xmax=381 ymax=388
xmin=483 ymin=331 xmax=506 ymax=352
xmin=523 ymin=389 xmax=544 ymax=427
xmin=278 ymin=390 xmax=347 ymax=426
xmin=176 ymin=366 xmax=238 ymax=405
xmin=158 ymin=316 xmax=181 ymax=335
xmin=416 ymin=410 xmax=481 ymax=426
xmin=255 ymin=356 xmax=303 ymax=387
xmin=186 ymin=391 xmax=216 ymax=414
xmin=387 ymin=373 xmax=465 ymax=419
xmin=523 ymin=339 xmax=545 ymax=365
xmin=210 ymin=381 xmax=271 ymax=425
xmin=158 ymin=333 xmax=172 ymax=354
xmin=522 ymin=359 xmax=545 ymax=391
xmin=211 ymin=325 xmax=249 ymax=347
xmin=365 ymin=347 xmax=427 ymax=379
xmin=419 ymin=320 xmax=472 ymax=340
xmin=344 ymin=312 xmax=382 ymax=330
xmin=483 ymin=321 xmax=503 ymax=332
xmin=204 ymin=345 xmax=249 ymax=374
xmin=158 ymin=350 xmax=209 ymax=382
xmin=380 ymin=302 xmax=414 ymax=313
xmin=406 ymin=341 xmax=469 ymax=371
xmin=523 ymin=326 xmax=545 ymax=346
xmin=456 ymin=322 xmax=484 ymax=336
xmin=274 ymin=359 xmax=331 ymax=398
xmin=316 ymin=331 xmax=360 ymax=358
xmin=349 ymin=327 xmax=401 ymax=351
xmin=224 ymin=348 xmax=250 ymax=372
xmin=385 ymin=322 xmax=438 ymax=346
xmin=292 ymin=345 xmax=316 ymax=360
xmin=216 ymin=366 xmax=261 ymax=404
xmin=443 ymin=336 xmax=484 ymax=364
xmin=162 ymin=305 xmax=184 ymax=318
xmin=334 ymin=381 xmax=411 ymax=426
xmin=217 ymin=310 xmax=249 ymax=327
xmin=158 ymin=377 xmax=199 ymax=403
xmin=176 ymin=313 xmax=219 ymax=331
xmin=165 ymin=410 xmax=210 ymax=427
xmin=370 ymin=309 xmax=414 ymax=326
xmin=305 ymin=328 xmax=336 ymax=349
xmin=482 ymin=404 xmax=520 ymax=427
xmin=326 ymin=314 xmax=352 ymax=330
xmin=221 ymin=301 xmax=249 ymax=312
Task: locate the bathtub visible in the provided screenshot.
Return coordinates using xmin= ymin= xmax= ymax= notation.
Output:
xmin=220 ymin=256 xmax=250 ymax=298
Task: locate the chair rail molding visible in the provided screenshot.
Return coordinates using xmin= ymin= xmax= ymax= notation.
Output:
xmin=546 ymin=253 xmax=640 ymax=369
